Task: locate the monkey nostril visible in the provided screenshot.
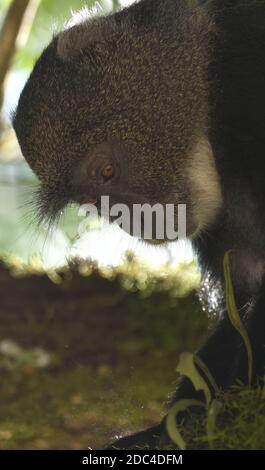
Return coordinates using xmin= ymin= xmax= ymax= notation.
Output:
xmin=80 ymin=197 xmax=98 ymax=205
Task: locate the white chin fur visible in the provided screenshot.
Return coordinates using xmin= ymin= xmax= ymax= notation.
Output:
xmin=187 ymin=137 xmax=223 ymax=237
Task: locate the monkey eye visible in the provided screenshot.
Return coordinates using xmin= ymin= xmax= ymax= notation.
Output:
xmin=101 ymin=164 xmax=115 ymax=182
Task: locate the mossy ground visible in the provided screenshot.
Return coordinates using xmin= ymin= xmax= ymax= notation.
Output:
xmin=0 ymin=255 xmax=264 ymax=449
xmin=176 ymin=384 xmax=265 ymax=450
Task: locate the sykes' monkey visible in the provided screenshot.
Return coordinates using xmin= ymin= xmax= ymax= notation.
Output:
xmin=13 ymin=0 xmax=265 ymax=448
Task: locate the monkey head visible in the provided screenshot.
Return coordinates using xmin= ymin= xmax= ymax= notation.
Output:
xmin=13 ymin=1 xmax=222 ymax=243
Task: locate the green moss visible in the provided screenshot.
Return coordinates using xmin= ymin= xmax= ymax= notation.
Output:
xmin=177 ymin=384 xmax=265 ymax=450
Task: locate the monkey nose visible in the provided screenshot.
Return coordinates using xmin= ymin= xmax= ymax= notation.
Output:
xmin=80 ymin=197 xmax=98 ymax=205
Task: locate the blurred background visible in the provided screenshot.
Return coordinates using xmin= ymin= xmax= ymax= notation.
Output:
xmin=0 ymin=0 xmax=216 ymax=451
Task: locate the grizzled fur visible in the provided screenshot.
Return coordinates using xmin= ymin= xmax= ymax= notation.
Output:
xmin=13 ymin=0 xmax=214 ymax=227
xmin=13 ymin=0 xmax=265 ymax=449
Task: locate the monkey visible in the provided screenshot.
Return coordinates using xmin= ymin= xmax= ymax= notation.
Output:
xmin=12 ymin=0 xmax=265 ymax=449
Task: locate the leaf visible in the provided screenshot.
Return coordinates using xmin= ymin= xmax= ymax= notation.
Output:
xmin=206 ymin=399 xmax=223 ymax=449
xmin=194 ymin=355 xmax=219 ymax=393
xmin=166 ymin=399 xmax=205 ymax=450
xmin=223 ymin=251 xmax=253 ymax=385
xmin=176 ymin=352 xmax=213 ymax=406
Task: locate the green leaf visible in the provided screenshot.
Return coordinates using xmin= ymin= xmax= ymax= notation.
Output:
xmin=223 ymin=251 xmax=253 ymax=385
xmin=166 ymin=399 xmax=204 ymax=450
xmin=194 ymin=355 xmax=219 ymax=393
xmin=176 ymin=352 xmax=213 ymax=406
xmin=206 ymin=399 xmax=223 ymax=449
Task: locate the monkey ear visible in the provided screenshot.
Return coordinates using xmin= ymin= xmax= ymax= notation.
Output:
xmin=57 ymin=19 xmax=114 ymax=62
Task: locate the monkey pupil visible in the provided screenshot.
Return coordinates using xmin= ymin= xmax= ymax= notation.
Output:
xmin=102 ymin=165 xmax=114 ymax=180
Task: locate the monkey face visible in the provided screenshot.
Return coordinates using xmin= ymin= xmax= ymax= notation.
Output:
xmin=13 ymin=4 xmax=222 ymax=242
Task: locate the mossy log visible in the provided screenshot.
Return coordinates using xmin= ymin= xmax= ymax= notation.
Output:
xmin=0 ymin=258 xmax=205 ymax=369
